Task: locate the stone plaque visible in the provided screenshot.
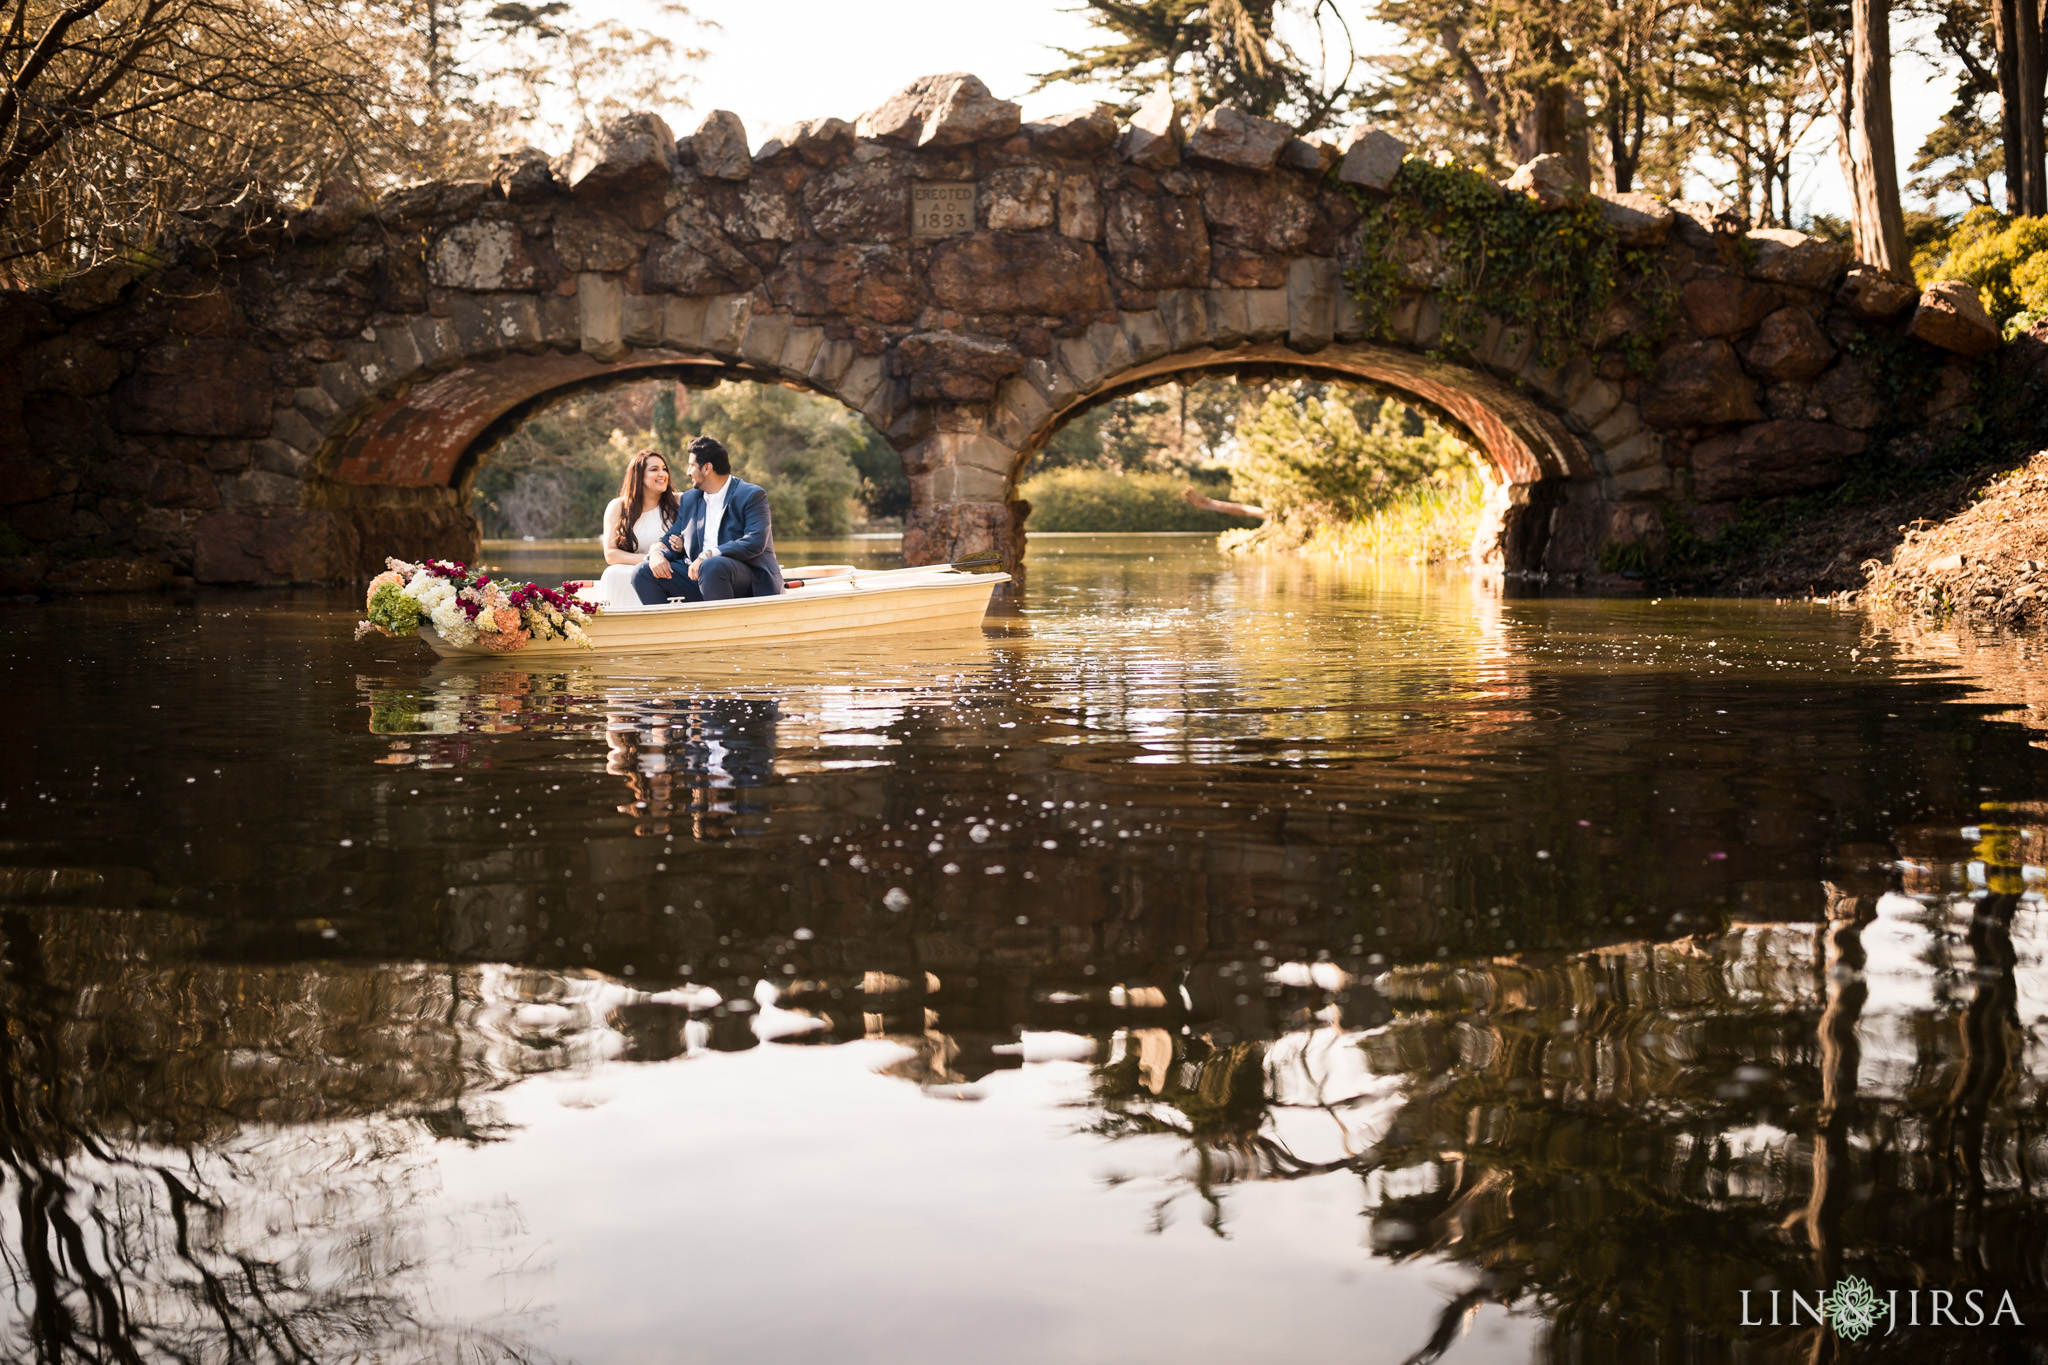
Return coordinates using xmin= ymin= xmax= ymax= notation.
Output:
xmin=911 ymin=182 xmax=975 ymax=238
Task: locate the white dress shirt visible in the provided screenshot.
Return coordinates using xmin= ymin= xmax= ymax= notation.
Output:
xmin=699 ymin=482 xmax=731 ymax=557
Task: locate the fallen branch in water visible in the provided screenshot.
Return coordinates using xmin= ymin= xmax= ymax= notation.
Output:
xmin=1182 ymin=486 xmax=1267 ymax=520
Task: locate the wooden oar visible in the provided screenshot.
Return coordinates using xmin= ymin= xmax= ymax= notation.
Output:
xmin=787 ymin=554 xmax=1002 ymax=590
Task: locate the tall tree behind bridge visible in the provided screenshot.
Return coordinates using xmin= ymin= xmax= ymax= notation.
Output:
xmin=0 ymin=0 xmax=704 ymax=285
xmin=1820 ymin=0 xmax=1912 ymax=276
xmin=1358 ymin=0 xmax=1702 ymax=191
xmin=1033 ymin=0 xmax=1359 ymax=132
xmin=1675 ymin=0 xmax=1834 ymax=226
xmin=1908 ymin=0 xmax=2004 ymax=209
xmin=1985 ymin=0 xmax=2048 ymax=212
xmin=0 ymin=0 xmax=374 ymax=280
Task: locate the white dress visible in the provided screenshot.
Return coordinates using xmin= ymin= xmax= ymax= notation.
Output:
xmin=597 ymin=498 xmax=671 ymax=608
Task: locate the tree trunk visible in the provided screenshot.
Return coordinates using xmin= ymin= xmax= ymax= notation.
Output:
xmin=1992 ymin=0 xmax=2048 ymax=214
xmin=1838 ymin=0 xmax=1911 ymax=280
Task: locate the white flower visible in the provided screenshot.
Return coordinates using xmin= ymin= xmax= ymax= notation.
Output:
xmin=429 ymin=599 xmax=476 ymax=646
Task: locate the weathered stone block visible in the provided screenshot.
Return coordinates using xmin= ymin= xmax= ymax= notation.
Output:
xmin=1121 ymin=308 xmax=1170 ymax=363
xmin=1245 ymin=287 xmax=1288 ymax=340
xmin=1335 ymin=126 xmax=1405 ymax=192
xmin=217 ymin=469 xmax=302 ymax=507
xmin=698 ymin=294 xmax=751 ymax=353
xmin=981 ymin=165 xmax=1057 ymax=230
xmin=1105 ymin=190 xmax=1209 ymax=289
xmin=622 ymin=294 xmax=662 ymax=346
xmin=1187 ymin=105 xmax=1291 ymax=169
xmin=377 ymin=325 xmax=423 ymax=377
xmin=1504 ymin=154 xmax=1575 ymax=210
xmin=803 ymin=158 xmax=912 ymax=242
xmin=756 ymin=116 xmax=854 ymax=165
xmin=492 ymin=146 xmax=558 ymax=201
xmin=408 ymin=316 xmax=460 ymax=367
xmin=1593 ymin=192 xmax=1673 ymax=245
xmin=1641 ymin=339 xmax=1761 ymax=426
xmin=739 ymin=311 xmax=792 ymax=367
xmin=1808 ymin=358 xmax=1880 ymax=429
xmin=487 ymin=295 xmax=544 ymax=351
xmin=856 ymin=73 xmax=1019 ymax=148
xmin=294 ymin=385 xmax=341 ymax=424
xmin=577 ymin=274 xmax=625 ymax=361
xmin=1908 ymin=280 xmax=2001 ymax=355
xmin=566 ymin=111 xmax=678 ymax=194
xmin=1286 ymin=257 xmax=1338 ymax=350
xmin=1021 ymin=356 xmax=1078 ymax=410
xmin=1120 ymin=87 xmax=1180 ymax=169
xmin=1592 ymin=402 xmax=1642 ymax=445
xmin=194 ymin=508 xmax=360 ymax=584
xmin=538 ymin=294 xmax=579 ymax=346
xmin=147 ymin=460 xmax=220 ymax=510
xmin=554 ymin=212 xmax=645 ymax=272
xmin=836 ymin=354 xmax=886 ymax=410
xmin=691 ymin=110 xmax=752 ymax=180
xmin=779 ymin=325 xmax=825 ymax=377
xmin=1280 ymin=137 xmax=1337 ymax=174
xmin=1026 ymin=105 xmax=1119 ymax=157
xmin=1158 ymin=289 xmax=1210 ymax=349
xmin=251 ymin=439 xmax=309 ymax=475
xmin=1836 ymin=264 xmax=1918 ymax=321
xmin=1058 ymin=174 xmax=1104 ymax=240
xmin=1682 ymin=275 xmax=1781 ymax=337
xmin=1608 ymin=463 xmax=1673 ymax=496
xmin=928 ymin=232 xmax=1114 ymax=314
xmin=1690 ymin=419 xmax=1865 ymax=501
xmin=112 ymin=340 xmax=274 ymax=436
xmin=1745 ymin=228 xmax=1850 ymax=290
xmin=807 ymin=338 xmax=856 ymax=389
xmin=23 ymin=336 xmax=120 ymax=396
xmin=270 ymin=406 xmax=324 ymax=455
xmin=430 ymin=221 xmax=539 ymax=291
xmin=1601 ymin=429 xmax=1661 ymax=473
xmin=1567 ymin=378 xmax=1620 ymax=428
xmin=1740 ymin=306 xmax=1835 ymax=381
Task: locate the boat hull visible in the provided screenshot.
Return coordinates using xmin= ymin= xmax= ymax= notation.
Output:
xmin=416 ymin=571 xmax=1009 ymax=659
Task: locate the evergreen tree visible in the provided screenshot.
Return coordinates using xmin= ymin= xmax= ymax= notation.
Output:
xmin=1034 ymin=0 xmax=1358 ymax=132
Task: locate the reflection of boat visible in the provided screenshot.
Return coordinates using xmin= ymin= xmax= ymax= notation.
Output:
xmin=417 ymin=564 xmax=1011 ymax=660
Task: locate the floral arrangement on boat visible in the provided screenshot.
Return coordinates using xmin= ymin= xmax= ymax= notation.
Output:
xmin=356 ymin=557 xmax=597 ymax=652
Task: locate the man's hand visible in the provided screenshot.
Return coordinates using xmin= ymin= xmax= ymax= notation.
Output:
xmin=648 ymin=552 xmax=673 ymax=580
xmin=688 ymin=553 xmax=705 ymax=582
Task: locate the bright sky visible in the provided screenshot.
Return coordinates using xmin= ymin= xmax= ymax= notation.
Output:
xmin=564 ymin=0 xmax=1970 ymax=224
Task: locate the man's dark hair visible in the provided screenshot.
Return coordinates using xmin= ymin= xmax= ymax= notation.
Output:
xmin=686 ymin=435 xmax=730 ymax=476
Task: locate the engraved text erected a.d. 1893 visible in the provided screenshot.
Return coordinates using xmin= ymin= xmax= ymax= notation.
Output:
xmin=911 ymin=183 xmax=975 ymax=238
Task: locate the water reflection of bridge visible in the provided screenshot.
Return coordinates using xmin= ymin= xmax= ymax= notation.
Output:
xmin=4 ymin=810 xmax=2043 ymax=1358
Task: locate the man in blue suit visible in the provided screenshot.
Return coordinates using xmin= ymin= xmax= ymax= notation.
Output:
xmin=631 ymin=435 xmax=785 ymax=604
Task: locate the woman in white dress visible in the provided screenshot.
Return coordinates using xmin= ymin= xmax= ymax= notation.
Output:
xmin=596 ymin=450 xmax=680 ymax=607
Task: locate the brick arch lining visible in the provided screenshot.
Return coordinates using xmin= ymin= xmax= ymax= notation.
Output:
xmin=1011 ymin=342 xmax=1592 ymax=490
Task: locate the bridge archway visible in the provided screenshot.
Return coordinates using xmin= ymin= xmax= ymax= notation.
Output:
xmin=996 ymin=341 xmax=1595 ymax=570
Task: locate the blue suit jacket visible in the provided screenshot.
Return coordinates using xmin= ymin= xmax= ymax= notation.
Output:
xmin=655 ymin=477 xmax=784 ymax=594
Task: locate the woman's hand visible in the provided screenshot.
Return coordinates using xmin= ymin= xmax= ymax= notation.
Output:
xmin=648 ymin=551 xmax=674 ymax=580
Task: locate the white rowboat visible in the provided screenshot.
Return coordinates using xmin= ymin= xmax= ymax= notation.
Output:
xmin=416 ymin=564 xmax=1011 ymax=659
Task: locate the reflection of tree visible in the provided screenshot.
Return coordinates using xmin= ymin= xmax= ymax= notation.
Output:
xmin=0 ymin=909 xmax=562 ymax=1363
xmin=1077 ymin=861 xmax=2047 ymax=1359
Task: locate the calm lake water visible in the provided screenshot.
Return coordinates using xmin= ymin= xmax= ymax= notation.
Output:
xmin=2 ymin=534 xmax=2045 ymax=1363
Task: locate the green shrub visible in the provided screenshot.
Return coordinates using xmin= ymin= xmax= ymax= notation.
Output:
xmin=1234 ymin=390 xmax=1472 ymax=528
xmin=1913 ymin=207 xmax=2048 ymax=324
xmin=1018 ymin=469 xmax=1258 ymax=532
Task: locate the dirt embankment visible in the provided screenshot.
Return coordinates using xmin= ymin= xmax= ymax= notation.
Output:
xmin=1852 ymin=451 xmax=2048 ymax=628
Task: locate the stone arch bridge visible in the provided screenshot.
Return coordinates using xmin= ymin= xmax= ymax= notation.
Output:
xmin=0 ymin=73 xmax=1997 ymax=591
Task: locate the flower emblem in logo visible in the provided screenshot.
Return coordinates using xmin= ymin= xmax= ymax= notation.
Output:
xmin=1827 ymin=1276 xmax=1881 ymax=1341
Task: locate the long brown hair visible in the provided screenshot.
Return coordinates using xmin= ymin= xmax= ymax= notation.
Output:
xmin=613 ymin=449 xmax=680 ymax=551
